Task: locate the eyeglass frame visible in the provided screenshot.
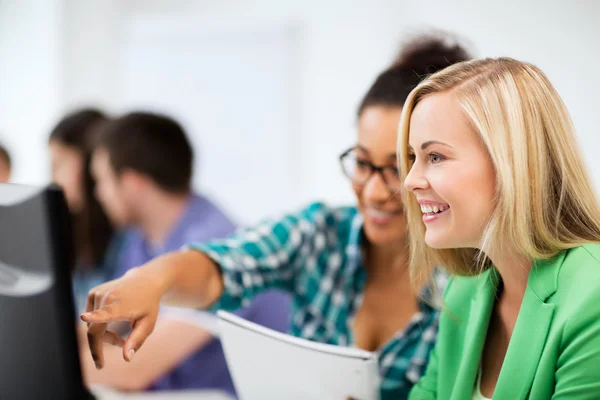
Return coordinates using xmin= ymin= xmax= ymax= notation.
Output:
xmin=338 ymin=147 xmax=402 ymax=193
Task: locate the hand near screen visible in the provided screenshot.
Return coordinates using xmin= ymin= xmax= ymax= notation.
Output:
xmin=80 ymin=267 xmax=163 ymax=369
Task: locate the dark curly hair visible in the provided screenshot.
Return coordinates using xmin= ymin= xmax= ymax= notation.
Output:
xmin=357 ymin=32 xmax=473 ymax=117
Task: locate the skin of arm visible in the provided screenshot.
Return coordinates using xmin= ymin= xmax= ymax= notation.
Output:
xmin=78 ymin=318 xmax=213 ymax=391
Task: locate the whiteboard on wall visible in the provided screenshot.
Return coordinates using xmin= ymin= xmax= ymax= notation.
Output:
xmin=117 ymin=18 xmax=303 ymax=225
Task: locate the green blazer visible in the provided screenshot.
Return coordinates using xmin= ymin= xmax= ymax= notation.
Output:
xmin=409 ymin=244 xmax=600 ymax=400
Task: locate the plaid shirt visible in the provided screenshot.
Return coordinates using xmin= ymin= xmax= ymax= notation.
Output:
xmin=190 ymin=202 xmax=442 ymax=400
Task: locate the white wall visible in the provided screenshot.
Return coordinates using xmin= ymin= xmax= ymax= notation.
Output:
xmin=116 ymin=18 xmax=305 ymax=223
xmin=1 ymin=0 xmax=599 ymax=217
xmin=0 ymin=0 xmax=64 ymax=184
xmin=61 ymin=0 xmax=407 ymax=214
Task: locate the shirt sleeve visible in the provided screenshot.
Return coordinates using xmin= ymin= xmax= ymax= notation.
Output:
xmin=187 ymin=202 xmax=337 ymax=311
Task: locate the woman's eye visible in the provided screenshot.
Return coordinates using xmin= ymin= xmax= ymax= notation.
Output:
xmin=429 ymin=153 xmax=444 ymax=164
xmin=356 ymin=159 xmax=370 ymax=169
xmin=407 ymin=153 xmax=416 ymax=163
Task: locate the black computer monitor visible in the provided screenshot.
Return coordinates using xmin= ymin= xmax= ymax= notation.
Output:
xmin=0 ymin=183 xmax=92 ymax=399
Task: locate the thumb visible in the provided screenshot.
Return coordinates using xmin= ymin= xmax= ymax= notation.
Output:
xmin=123 ymin=316 xmax=156 ymax=362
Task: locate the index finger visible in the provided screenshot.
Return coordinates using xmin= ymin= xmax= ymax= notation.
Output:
xmin=80 ymin=306 xmax=128 ymax=325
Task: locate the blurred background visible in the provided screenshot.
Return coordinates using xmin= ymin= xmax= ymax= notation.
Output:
xmin=1 ymin=0 xmax=599 ymax=225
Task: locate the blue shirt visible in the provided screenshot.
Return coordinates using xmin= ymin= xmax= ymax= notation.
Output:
xmin=191 ymin=202 xmax=443 ymax=400
xmin=114 ymin=193 xmax=290 ymax=395
xmin=72 ymin=233 xmax=125 ymax=314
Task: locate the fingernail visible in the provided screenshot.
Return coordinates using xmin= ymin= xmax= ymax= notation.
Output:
xmin=127 ymin=348 xmax=136 ymax=361
xmin=81 ymin=312 xmax=90 ymax=320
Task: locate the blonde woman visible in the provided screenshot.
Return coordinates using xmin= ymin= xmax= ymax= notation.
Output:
xmin=399 ymin=58 xmax=600 ymax=399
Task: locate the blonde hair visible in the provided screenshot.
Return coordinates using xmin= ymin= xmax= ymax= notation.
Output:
xmin=398 ymin=58 xmax=600 ymax=285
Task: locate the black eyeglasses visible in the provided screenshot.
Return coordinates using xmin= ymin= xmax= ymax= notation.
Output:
xmin=339 ymin=147 xmax=402 ymax=192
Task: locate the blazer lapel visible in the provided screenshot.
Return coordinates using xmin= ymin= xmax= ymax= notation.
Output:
xmin=451 ymin=269 xmax=498 ymax=399
xmin=492 ymin=252 xmax=565 ymax=399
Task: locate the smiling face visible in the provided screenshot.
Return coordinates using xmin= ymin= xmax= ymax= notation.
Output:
xmin=404 ymin=91 xmax=496 ymax=249
xmin=352 ymin=106 xmax=407 ymax=247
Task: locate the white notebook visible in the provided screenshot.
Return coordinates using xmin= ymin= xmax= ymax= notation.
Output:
xmin=217 ymin=310 xmax=381 ymax=400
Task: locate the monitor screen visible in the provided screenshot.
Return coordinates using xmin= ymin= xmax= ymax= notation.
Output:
xmin=0 ymin=184 xmax=90 ymax=399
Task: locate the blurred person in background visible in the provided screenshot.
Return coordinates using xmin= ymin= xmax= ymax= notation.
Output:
xmin=82 ymin=34 xmax=472 ymax=399
xmin=48 ymin=108 xmax=119 ymax=313
xmin=81 ymin=111 xmax=290 ymax=396
xmin=0 ymin=143 xmax=12 ymax=183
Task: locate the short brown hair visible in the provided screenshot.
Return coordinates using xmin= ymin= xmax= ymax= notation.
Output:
xmin=97 ymin=112 xmax=194 ymax=193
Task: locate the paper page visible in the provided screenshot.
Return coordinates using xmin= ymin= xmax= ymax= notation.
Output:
xmin=218 ymin=310 xmax=381 ymax=400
